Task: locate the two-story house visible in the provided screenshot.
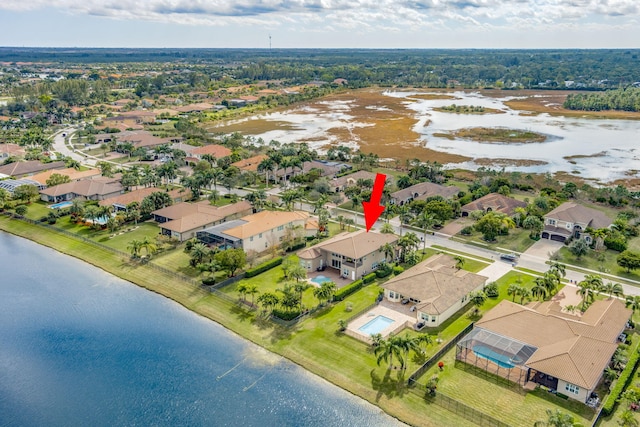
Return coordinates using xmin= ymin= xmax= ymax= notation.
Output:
xmin=542 ymin=202 xmax=613 ymax=243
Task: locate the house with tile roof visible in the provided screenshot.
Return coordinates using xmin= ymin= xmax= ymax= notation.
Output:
xmin=39 ymin=180 xmax=123 ymax=203
xmin=456 ymin=298 xmax=630 ymax=403
xmin=330 ymin=170 xmax=377 ymax=193
xmin=197 ymin=210 xmax=317 ymax=253
xmin=99 ymin=187 xmax=186 ymax=211
xmin=541 ymin=202 xmax=613 ymax=243
xmin=390 ymin=181 xmax=459 ymax=206
xmin=0 ymin=160 xmax=66 ymax=178
xmin=152 ymin=200 xmax=252 ymax=242
xmin=382 ymin=254 xmax=487 ymax=327
xmin=460 ymin=193 xmax=527 ymax=217
xmin=297 ymin=230 xmax=398 ymax=281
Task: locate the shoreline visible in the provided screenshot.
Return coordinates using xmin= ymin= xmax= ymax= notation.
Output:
xmin=0 ymin=217 xmax=448 ymax=427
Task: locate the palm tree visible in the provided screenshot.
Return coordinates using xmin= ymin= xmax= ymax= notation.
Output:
xmin=374 ymin=334 xmax=406 ymax=370
xmin=534 ymin=409 xmax=583 ymax=427
xmin=380 ymin=222 xmax=395 ymax=234
xmin=542 ymin=271 xmax=560 ymax=297
xmin=189 ymin=242 xmax=210 ymax=267
xmin=548 ymin=262 xmax=566 ymax=280
xmin=258 ymin=157 xmax=276 ymax=184
xmin=237 ymin=283 xmax=248 ymax=302
xmin=380 ymin=242 xmax=395 ymax=263
xmin=469 ymin=290 xmax=487 ymax=315
xmin=413 ymin=211 xmax=436 ymax=253
xmin=454 ymin=256 xmax=465 ymax=271
xmin=518 ymin=288 xmax=531 ymax=304
xmin=576 ymin=280 xmax=597 ymax=311
xmin=127 ymin=239 xmax=143 ymax=258
xmin=507 ymin=283 xmax=520 ymax=302
xmin=626 ymin=295 xmax=640 ymax=314
xmin=293 ymin=282 xmax=310 ymax=311
xmin=531 ymin=278 xmax=548 ymax=301
xmin=398 ymin=232 xmax=420 ymax=263
xmin=600 ymin=282 xmax=624 ymax=299
xmin=140 ymin=236 xmax=157 ymax=258
xmin=257 ymin=292 xmax=279 ymax=314
xmin=398 ymin=205 xmax=413 ymax=236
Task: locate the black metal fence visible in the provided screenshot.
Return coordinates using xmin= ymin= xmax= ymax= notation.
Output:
xmin=408 ymin=322 xmax=474 ymax=386
xmin=410 ymin=385 xmax=511 ymax=427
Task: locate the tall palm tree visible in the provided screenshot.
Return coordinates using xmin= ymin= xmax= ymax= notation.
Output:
xmin=237 ymin=283 xmax=248 ymax=302
xmin=140 ymin=236 xmax=157 ymax=258
xmin=454 ymin=256 xmax=466 ymax=271
xmin=507 ymin=284 xmax=520 ymax=302
xmin=548 ymin=262 xmax=566 ymax=280
xmin=374 ymin=334 xmax=406 ymax=370
xmin=257 ymin=292 xmax=280 ymax=314
xmin=245 ymin=285 xmax=259 ymax=306
xmin=576 ymin=280 xmax=597 ymax=311
xmin=127 ymin=239 xmax=143 ymax=258
xmin=531 ymin=279 xmax=548 ymax=301
xmin=625 ymin=295 xmax=640 ymax=314
xmin=542 ymin=271 xmax=560 ymax=296
xmin=258 ymin=157 xmax=276 ymax=184
xmin=413 ymin=211 xmax=436 ymax=253
xmin=600 ymin=282 xmax=624 ymax=299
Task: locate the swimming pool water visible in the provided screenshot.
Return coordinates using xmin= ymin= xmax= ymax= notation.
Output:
xmin=473 ymin=345 xmax=515 ymax=369
xmin=358 ymin=315 xmax=395 ymax=336
xmin=49 ymin=201 xmax=73 ymax=209
xmin=310 ymin=275 xmax=332 ymax=285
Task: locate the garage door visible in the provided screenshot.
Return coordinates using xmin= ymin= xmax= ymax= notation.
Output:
xmin=550 ymin=234 xmax=566 ymax=242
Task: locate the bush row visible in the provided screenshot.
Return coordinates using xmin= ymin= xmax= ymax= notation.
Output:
xmin=602 ymin=346 xmax=640 ymax=415
xmin=244 ymin=257 xmax=283 ymax=278
xmin=334 ymin=279 xmax=364 ymax=302
xmin=375 ymin=264 xmax=393 ymax=278
xmin=271 ymin=308 xmax=301 ymax=321
xmin=393 ymin=266 xmax=404 ymax=275
xmin=363 ymin=273 xmax=377 ymax=284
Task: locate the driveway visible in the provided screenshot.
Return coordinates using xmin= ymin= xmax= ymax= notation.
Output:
xmin=522 ymin=239 xmax=564 ymax=261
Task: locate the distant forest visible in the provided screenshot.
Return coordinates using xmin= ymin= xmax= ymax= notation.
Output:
xmin=2 ymin=47 xmax=640 ymax=91
xmin=563 ymin=87 xmax=640 ymax=112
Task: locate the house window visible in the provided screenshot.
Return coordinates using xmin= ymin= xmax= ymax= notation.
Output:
xmin=421 ymin=313 xmax=428 ymax=321
xmin=277 ymin=225 xmax=284 ymax=231
xmin=565 ymin=383 xmax=580 ymax=395
xmin=548 ymin=219 xmax=556 ymax=226
xmin=259 ymin=233 xmax=262 ymax=238
xmin=566 ymin=223 xmax=572 ymax=229
xmin=250 ymin=236 xmax=254 ymax=242
xmin=431 ymin=316 xmax=436 ymax=322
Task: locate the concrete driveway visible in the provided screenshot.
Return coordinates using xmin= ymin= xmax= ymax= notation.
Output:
xmin=522 ymin=239 xmax=564 ymax=261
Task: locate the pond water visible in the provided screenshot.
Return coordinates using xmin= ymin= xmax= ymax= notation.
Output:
xmin=0 ymin=232 xmax=404 ymax=427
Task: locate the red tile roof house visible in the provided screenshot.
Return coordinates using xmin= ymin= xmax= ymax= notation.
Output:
xmin=298 ymin=230 xmax=398 ymax=281
xmin=460 ymin=193 xmax=527 ymax=217
xmin=541 ymin=202 xmax=613 ymax=243
xmin=152 ymin=200 xmax=252 ymax=242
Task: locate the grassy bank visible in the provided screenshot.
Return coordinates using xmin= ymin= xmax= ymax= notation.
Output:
xmin=0 ymin=216 xmax=471 ymax=427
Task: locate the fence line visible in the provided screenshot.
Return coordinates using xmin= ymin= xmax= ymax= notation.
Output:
xmin=409 ymin=385 xmax=511 ymax=427
xmin=408 ymin=322 xmax=474 ymax=386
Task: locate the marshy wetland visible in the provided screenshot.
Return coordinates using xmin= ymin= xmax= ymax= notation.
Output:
xmin=207 ymin=89 xmax=640 ymax=184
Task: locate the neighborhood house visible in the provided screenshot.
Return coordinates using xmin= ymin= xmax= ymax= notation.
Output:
xmin=541 ymin=202 xmax=613 ymax=243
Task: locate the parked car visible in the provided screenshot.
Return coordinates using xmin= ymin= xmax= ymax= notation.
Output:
xmin=500 ymin=253 xmax=518 ymax=262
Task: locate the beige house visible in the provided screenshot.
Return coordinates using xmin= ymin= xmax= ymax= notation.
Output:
xmin=99 ymin=187 xmax=186 ymax=211
xmin=542 ymin=202 xmax=613 ymax=243
xmin=152 ymin=201 xmax=252 ymax=242
xmin=297 ymin=230 xmax=398 ymax=281
xmin=460 ymin=193 xmax=527 ymax=217
xmin=457 ymin=298 xmax=630 ymax=403
xmin=197 ymin=210 xmax=316 ymax=253
xmin=330 ymin=171 xmax=377 ymax=193
xmin=40 ymin=180 xmax=123 ymax=203
xmin=382 ymin=254 xmax=487 ymax=327
xmin=390 ymin=182 xmax=459 ymax=206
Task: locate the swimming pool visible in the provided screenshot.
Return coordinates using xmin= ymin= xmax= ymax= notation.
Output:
xmin=358 ymin=315 xmax=395 ymax=336
xmin=473 ymin=345 xmax=515 ymax=369
xmin=310 ymin=275 xmax=332 ymax=285
xmin=49 ymin=201 xmax=73 ymax=209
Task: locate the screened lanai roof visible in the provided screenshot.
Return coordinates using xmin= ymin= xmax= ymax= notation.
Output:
xmin=458 ymin=327 xmax=538 ymax=366
xmin=0 ymin=178 xmax=44 ymax=193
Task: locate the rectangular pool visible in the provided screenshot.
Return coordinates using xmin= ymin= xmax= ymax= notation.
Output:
xmin=358 ymin=315 xmax=395 ymax=336
xmin=49 ymin=201 xmax=73 ymax=209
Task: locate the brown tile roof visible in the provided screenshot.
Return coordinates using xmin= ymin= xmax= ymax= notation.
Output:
xmin=231 ymin=154 xmax=268 ymax=172
xmin=190 ymin=144 xmax=232 ymax=158
xmin=223 ymin=210 xmax=311 ymax=239
xmin=154 ymin=201 xmax=252 ymax=234
xmin=331 ymin=171 xmax=377 ymax=190
xmin=40 ymin=180 xmax=122 ymax=197
xmin=176 ymin=103 xmax=215 ymax=113
xmin=161 ymin=212 xmax=220 ymax=233
xmin=545 ymin=202 xmax=613 ymax=229
xmin=391 ymin=181 xmax=459 ymax=202
xmin=0 ymin=143 xmax=26 ymax=156
xmin=476 ymin=299 xmax=630 ymax=390
xmin=382 ymin=254 xmax=487 ymax=315
xmin=299 ymin=229 xmax=397 ymax=260
xmin=461 ymin=193 xmax=527 ymax=215
xmin=114 ymin=130 xmax=171 ymax=148
xmin=0 ymin=160 xmax=66 ymax=177
xmin=30 ymin=168 xmax=101 ymax=185
xmin=99 ymin=187 xmax=185 ymax=207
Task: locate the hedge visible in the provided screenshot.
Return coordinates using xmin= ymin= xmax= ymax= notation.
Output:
xmin=363 ymin=273 xmax=377 ymax=284
xmin=201 ymin=277 xmax=216 ymax=286
xmin=602 ymin=346 xmax=640 ymax=416
xmin=375 ymin=264 xmax=393 ymax=278
xmin=334 ymin=279 xmax=364 ymax=301
xmin=272 ymin=308 xmax=301 ymax=321
xmin=286 ymin=242 xmax=306 ymax=252
xmin=393 ymin=266 xmax=404 ymax=275
xmin=244 ymin=257 xmax=283 ymax=278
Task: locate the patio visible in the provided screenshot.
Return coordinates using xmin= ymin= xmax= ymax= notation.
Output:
xmin=346 ymin=304 xmax=416 ymax=343
xmin=306 ymin=268 xmax=353 ymax=289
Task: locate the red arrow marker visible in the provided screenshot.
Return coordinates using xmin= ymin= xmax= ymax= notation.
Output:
xmin=362 ymin=173 xmax=386 ymax=232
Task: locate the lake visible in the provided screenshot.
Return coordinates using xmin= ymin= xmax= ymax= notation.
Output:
xmin=0 ymin=232 xmax=404 ymax=427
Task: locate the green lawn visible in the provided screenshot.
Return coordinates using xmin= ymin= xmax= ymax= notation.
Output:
xmin=430 ymin=244 xmax=494 ymax=264
xmin=556 ymin=247 xmax=640 ymax=283
xmin=418 ymin=346 xmax=595 ymax=427
xmin=454 ymin=227 xmax=538 ymax=253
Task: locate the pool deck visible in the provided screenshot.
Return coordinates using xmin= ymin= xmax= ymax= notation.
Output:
xmin=346 ymin=304 xmax=416 ymax=342
xmin=306 ymin=269 xmax=353 ymax=289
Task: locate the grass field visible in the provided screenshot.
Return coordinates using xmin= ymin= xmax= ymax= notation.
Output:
xmin=453 ymin=227 xmax=538 ymax=254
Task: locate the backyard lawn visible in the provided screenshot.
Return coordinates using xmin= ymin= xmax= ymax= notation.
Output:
xmin=556 ymin=246 xmax=640 ymax=283
xmin=453 ymin=226 xmax=538 ymax=254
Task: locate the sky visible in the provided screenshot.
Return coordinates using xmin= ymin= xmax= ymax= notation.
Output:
xmin=0 ymin=0 xmax=639 ymax=48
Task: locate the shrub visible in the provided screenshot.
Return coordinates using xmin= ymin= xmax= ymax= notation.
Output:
xmin=605 ymin=231 xmax=628 ymax=252
xmin=201 ymin=277 xmax=216 ymax=286
xmin=363 ymin=273 xmax=377 ymax=284
xmin=271 ymin=308 xmax=301 ymax=321
xmin=286 ymin=242 xmax=306 ymax=252
xmin=375 ymin=263 xmax=393 ymax=278
xmin=483 ymin=282 xmax=499 ymax=298
xmin=393 ymin=266 xmax=404 ymax=275
xmin=334 ymin=279 xmax=364 ymax=301
xmin=460 ymin=226 xmax=474 ymax=236
xmin=602 ymin=346 xmax=640 ymax=416
xmin=244 ymin=257 xmax=283 ymax=278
